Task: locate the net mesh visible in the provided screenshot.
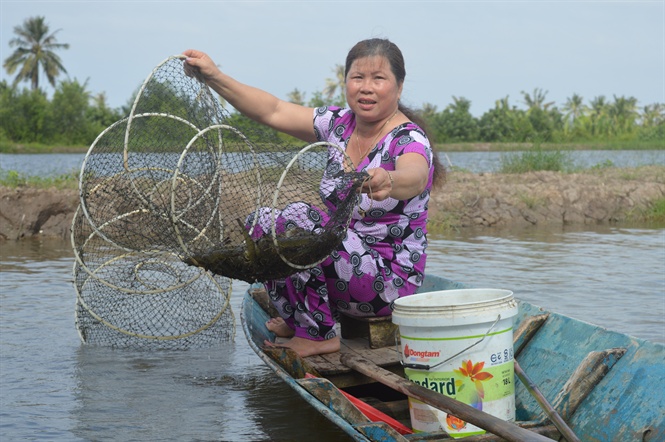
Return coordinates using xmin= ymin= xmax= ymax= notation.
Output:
xmin=72 ymin=205 xmax=235 ymax=349
xmin=72 ymin=55 xmax=364 ymax=348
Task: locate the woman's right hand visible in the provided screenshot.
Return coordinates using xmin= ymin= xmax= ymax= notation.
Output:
xmin=182 ymin=49 xmax=220 ymax=83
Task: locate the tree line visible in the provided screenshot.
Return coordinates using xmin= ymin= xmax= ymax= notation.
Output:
xmin=300 ymin=80 xmax=664 ymax=145
xmin=2 ymin=16 xmax=663 ymax=148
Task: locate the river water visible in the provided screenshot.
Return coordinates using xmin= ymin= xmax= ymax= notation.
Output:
xmin=1 ymin=224 xmax=663 ymax=441
xmin=1 ymin=149 xmax=664 ymax=177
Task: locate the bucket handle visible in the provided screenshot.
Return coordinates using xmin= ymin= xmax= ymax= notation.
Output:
xmin=397 ymin=314 xmax=502 ymax=371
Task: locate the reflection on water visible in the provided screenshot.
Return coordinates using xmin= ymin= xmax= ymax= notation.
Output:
xmin=1 ymin=225 xmax=663 ymax=441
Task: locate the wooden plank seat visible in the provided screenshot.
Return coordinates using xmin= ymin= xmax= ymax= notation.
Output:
xmin=338 ymin=312 xmax=398 ymax=349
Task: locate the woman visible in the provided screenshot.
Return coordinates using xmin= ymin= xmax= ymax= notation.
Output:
xmin=183 ymin=38 xmax=443 ymax=357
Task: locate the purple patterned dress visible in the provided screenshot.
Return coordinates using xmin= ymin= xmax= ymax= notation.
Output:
xmin=266 ymin=106 xmax=434 ymax=341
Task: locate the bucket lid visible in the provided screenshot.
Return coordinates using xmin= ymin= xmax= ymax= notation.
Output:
xmin=392 ymin=288 xmax=518 ymax=327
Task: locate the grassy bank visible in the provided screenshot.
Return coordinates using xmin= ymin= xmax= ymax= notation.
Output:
xmin=0 ymin=142 xmax=90 ymax=154
xmin=0 ymin=169 xmax=79 ymax=189
xmin=644 ymin=197 xmax=665 ymax=223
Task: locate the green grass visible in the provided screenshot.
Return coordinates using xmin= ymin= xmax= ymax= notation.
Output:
xmin=517 ymin=192 xmax=546 ymax=210
xmin=0 ymin=169 xmax=79 ymax=189
xmin=0 ymin=141 xmax=90 ymax=154
xmin=498 ymin=147 xmax=574 ymax=173
xmin=640 ymin=197 xmax=665 ymax=223
xmin=427 ymin=213 xmax=460 ymax=234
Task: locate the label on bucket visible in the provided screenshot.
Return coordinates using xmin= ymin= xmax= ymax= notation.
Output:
xmin=402 ymin=330 xmax=516 ymax=437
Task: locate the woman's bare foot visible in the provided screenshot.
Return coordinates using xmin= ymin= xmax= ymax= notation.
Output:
xmin=264 ymin=336 xmax=341 ymax=358
xmin=265 ymin=317 xmax=295 ymax=338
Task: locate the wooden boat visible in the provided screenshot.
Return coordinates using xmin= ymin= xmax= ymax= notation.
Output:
xmin=241 ymin=274 xmax=665 ymax=441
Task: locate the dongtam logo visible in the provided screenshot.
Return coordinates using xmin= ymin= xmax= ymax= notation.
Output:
xmin=403 ymin=344 xmax=441 ymax=360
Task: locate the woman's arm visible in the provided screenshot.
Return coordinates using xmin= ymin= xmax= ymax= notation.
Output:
xmin=183 ymin=49 xmax=317 ymax=143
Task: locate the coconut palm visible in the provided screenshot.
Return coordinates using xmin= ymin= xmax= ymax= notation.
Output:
xmin=3 ymin=16 xmax=69 ymax=90
xmin=286 ymin=88 xmax=306 ymax=105
xmin=448 ymin=96 xmax=473 ymax=113
xmin=586 ymin=96 xmax=611 ymax=136
xmin=418 ymin=102 xmax=438 ymax=122
xmin=323 ymin=64 xmax=346 ymax=106
xmin=608 ymin=95 xmax=639 ymax=134
xmin=560 ymin=93 xmax=587 ymax=137
xmin=562 ymin=94 xmax=586 ymax=125
xmin=589 ymin=96 xmax=608 ymax=117
xmin=641 ymin=103 xmax=665 ymax=127
xmin=521 ymin=88 xmax=554 ymax=111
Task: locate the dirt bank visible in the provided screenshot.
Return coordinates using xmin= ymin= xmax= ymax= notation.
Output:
xmin=1 ymin=166 xmax=663 ymax=241
xmin=429 ymin=165 xmax=665 ymax=229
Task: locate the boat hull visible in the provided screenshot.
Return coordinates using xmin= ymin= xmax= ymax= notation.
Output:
xmin=241 ymin=275 xmax=665 ymax=441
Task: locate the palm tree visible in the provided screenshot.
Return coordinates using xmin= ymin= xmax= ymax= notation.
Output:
xmin=418 ymin=102 xmax=438 ymax=121
xmin=562 ymin=94 xmax=586 ymax=124
xmin=448 ymin=96 xmax=473 ymax=113
xmin=561 ymin=93 xmax=587 ymax=135
xmin=586 ymin=95 xmax=610 ymax=136
xmin=286 ymin=88 xmax=306 ymax=106
xmin=641 ymin=103 xmax=665 ymax=127
xmin=495 ymin=96 xmax=512 ymax=111
xmin=323 ymin=64 xmax=346 ymax=106
xmin=608 ymin=95 xmax=638 ymax=134
xmin=589 ymin=96 xmax=608 ymax=117
xmin=3 ymin=16 xmax=69 ymax=90
xmin=521 ymin=88 xmax=554 ymax=111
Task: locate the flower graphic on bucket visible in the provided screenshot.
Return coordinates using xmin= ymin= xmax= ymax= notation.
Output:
xmin=445 ymin=389 xmax=482 ymax=432
xmin=446 ymin=414 xmax=467 ymax=431
xmin=454 ymin=359 xmax=494 ymax=400
xmin=444 ymin=360 xmax=491 ymax=432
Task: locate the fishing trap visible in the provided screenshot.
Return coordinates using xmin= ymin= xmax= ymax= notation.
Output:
xmin=72 ymin=55 xmax=364 ymax=348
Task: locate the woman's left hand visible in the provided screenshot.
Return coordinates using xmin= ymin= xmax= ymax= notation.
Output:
xmin=361 ymin=153 xmax=430 ymax=201
xmin=361 ymin=168 xmax=394 ymax=201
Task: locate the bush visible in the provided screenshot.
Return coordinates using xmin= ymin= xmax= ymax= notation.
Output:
xmin=0 ymin=168 xmax=78 ymax=189
xmin=499 ymin=147 xmax=573 ymax=173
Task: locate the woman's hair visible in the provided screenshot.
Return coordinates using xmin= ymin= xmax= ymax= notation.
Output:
xmin=345 ymin=38 xmax=445 ymax=187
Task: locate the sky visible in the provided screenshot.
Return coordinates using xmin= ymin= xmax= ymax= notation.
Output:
xmin=1 ymin=0 xmax=663 ymax=117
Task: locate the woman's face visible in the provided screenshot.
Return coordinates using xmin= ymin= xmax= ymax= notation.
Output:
xmin=345 ymin=55 xmax=403 ymax=124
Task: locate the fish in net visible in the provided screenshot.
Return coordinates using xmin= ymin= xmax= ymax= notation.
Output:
xmin=183 ymin=153 xmax=368 ymax=283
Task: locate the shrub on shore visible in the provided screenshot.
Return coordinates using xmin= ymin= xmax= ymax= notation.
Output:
xmin=641 ymin=197 xmax=665 ymax=224
xmin=0 ymin=169 xmax=78 ymax=189
xmin=499 ymin=147 xmax=574 ymax=173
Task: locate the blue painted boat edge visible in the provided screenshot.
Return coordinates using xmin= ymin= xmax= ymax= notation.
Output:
xmin=515 ymin=299 xmax=665 ymax=440
xmin=240 ymin=292 xmax=372 ymax=442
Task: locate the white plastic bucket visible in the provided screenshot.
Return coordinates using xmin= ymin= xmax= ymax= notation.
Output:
xmin=392 ymin=288 xmax=519 ymax=438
